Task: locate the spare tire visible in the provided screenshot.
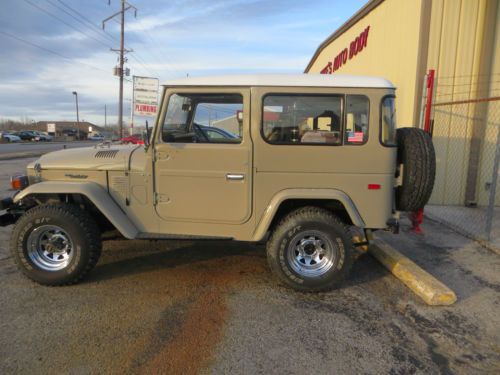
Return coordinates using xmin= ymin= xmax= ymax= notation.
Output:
xmin=395 ymin=127 xmax=436 ymax=211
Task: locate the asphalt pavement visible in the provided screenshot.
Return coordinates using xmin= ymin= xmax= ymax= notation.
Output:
xmin=0 ymin=141 xmax=98 ymax=159
xmin=0 ymin=158 xmax=499 ymax=374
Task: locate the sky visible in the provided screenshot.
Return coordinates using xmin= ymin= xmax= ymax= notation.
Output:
xmin=0 ymin=0 xmax=365 ymax=126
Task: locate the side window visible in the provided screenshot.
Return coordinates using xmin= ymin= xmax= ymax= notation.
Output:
xmin=381 ymin=96 xmax=397 ymax=146
xmin=162 ymin=93 xmax=243 ymax=143
xmin=345 ymin=95 xmax=369 ymax=145
xmin=262 ymin=95 xmax=342 ymax=145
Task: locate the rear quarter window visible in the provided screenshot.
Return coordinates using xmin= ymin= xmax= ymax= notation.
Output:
xmin=381 ymin=96 xmax=397 ymax=146
xmin=344 ymin=95 xmax=369 ymax=145
xmin=262 ymin=94 xmax=343 ymax=145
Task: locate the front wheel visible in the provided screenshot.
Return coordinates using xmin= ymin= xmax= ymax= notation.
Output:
xmin=10 ymin=203 xmax=102 ymax=286
xmin=266 ymin=206 xmax=353 ymax=292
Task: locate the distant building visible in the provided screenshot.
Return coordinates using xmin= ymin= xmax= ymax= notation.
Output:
xmin=35 ymin=121 xmax=105 ymax=136
xmin=211 ymin=115 xmax=239 ymax=135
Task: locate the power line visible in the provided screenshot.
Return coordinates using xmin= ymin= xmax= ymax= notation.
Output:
xmin=55 ymin=0 xmax=168 ymax=79
xmin=22 ymin=0 xmax=113 ymax=49
xmin=0 ymin=30 xmax=109 ymax=73
xmin=102 ymin=0 xmax=138 ymax=138
xmin=133 ymin=17 xmax=181 ymax=77
xmin=51 ymin=0 xmax=119 ymax=45
xmin=47 ymin=0 xmax=155 ymax=78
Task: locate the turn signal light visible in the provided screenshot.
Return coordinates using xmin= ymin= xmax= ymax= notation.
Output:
xmin=10 ymin=175 xmax=29 ymax=190
xmin=368 ymin=184 xmax=381 ymax=190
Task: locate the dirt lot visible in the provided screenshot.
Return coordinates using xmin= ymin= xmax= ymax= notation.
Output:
xmin=1 ymin=158 xmax=499 ymax=374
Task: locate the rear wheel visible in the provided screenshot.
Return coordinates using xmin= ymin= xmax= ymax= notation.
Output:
xmin=10 ymin=203 xmax=102 ymax=286
xmin=266 ymin=206 xmax=353 ymax=292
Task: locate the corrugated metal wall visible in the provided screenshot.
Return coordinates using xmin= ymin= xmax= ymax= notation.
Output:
xmin=427 ymin=0 xmax=499 ymax=205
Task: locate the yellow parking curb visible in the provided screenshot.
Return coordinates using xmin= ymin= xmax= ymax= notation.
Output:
xmin=369 ymin=240 xmax=457 ymax=306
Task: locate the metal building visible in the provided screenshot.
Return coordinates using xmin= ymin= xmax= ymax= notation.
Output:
xmin=306 ymin=0 xmax=500 ymax=208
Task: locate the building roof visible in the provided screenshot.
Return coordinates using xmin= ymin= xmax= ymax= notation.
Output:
xmin=304 ymin=0 xmax=384 ymax=73
xmin=163 ymin=74 xmax=394 ymax=89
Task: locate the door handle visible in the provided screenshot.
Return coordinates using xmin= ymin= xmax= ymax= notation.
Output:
xmin=226 ymin=173 xmax=245 ymax=181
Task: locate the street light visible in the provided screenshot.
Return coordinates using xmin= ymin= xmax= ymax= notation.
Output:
xmin=72 ymin=91 xmax=80 ymax=140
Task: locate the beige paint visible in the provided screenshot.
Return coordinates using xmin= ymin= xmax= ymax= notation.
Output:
xmin=18 ymin=83 xmax=398 ymax=241
xmin=306 ymin=0 xmax=423 ymax=127
xmin=14 ymin=181 xmax=139 ymax=239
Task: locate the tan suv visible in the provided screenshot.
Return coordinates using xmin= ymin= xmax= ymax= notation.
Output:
xmin=0 ymin=74 xmax=435 ymax=291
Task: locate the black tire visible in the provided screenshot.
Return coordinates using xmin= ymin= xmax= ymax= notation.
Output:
xmin=10 ymin=203 xmax=102 ymax=286
xmin=266 ymin=206 xmax=353 ymax=292
xmin=396 ymin=127 xmax=436 ymax=212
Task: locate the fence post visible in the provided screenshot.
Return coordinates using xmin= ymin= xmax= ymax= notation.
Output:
xmin=485 ymin=124 xmax=500 ymax=241
xmin=419 ymin=73 xmax=428 ymax=129
xmin=424 ymin=69 xmax=435 ymax=134
xmin=411 ymin=69 xmax=435 ymax=233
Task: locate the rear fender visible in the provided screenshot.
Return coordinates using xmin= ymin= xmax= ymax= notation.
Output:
xmin=13 ymin=181 xmax=139 ymax=239
xmin=252 ymin=188 xmax=365 ymax=241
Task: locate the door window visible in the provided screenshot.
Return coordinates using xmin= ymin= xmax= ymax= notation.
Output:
xmin=162 ymin=93 xmax=243 ymax=143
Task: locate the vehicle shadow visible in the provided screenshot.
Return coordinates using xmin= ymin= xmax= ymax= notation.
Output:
xmin=87 ymin=240 xmax=267 ymax=284
xmin=87 ymin=239 xmax=387 ymax=290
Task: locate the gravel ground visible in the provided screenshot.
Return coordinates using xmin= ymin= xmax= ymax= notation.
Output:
xmin=0 ymin=158 xmax=499 ymax=374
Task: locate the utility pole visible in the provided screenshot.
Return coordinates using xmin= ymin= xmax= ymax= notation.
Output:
xmin=72 ymin=91 xmax=80 ymax=140
xmin=104 ymin=104 xmax=107 ymax=127
xmin=103 ymin=0 xmax=137 ymax=138
xmin=130 ymin=101 xmax=134 ymax=136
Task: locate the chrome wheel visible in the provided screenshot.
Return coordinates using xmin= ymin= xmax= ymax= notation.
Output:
xmin=27 ymin=225 xmax=74 ymax=271
xmin=287 ymin=230 xmax=336 ymax=277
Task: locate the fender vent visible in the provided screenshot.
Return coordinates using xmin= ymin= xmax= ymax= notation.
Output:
xmin=95 ymin=150 xmax=119 ymax=159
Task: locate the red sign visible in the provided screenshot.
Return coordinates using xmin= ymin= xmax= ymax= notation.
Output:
xmin=134 ymin=103 xmax=157 ymax=116
xmin=321 ymin=26 xmax=370 ymax=74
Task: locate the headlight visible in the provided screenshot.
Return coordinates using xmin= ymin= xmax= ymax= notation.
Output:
xmin=10 ymin=175 xmax=29 ymax=190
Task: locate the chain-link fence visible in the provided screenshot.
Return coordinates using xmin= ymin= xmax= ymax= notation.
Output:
xmin=425 ymin=91 xmax=500 ymax=251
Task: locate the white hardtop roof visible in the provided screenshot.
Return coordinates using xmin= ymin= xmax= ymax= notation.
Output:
xmin=163 ymin=74 xmax=394 ymax=89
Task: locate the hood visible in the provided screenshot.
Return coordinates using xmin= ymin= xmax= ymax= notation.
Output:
xmin=29 ymin=144 xmax=141 ymax=171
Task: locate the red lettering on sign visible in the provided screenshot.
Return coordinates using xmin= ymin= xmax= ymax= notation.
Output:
xmin=320 ymin=26 xmax=370 ymax=74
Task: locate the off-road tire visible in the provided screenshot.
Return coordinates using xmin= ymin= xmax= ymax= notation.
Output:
xmin=10 ymin=203 xmax=102 ymax=286
xmin=396 ymin=127 xmax=436 ymax=212
xmin=266 ymin=206 xmax=353 ymax=292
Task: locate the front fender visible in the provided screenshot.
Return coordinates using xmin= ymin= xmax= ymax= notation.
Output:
xmin=14 ymin=181 xmax=139 ymax=239
xmin=252 ymin=188 xmax=365 ymax=242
